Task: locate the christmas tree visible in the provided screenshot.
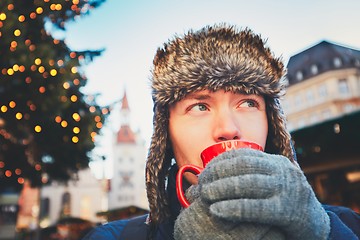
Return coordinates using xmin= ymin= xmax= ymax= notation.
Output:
xmin=0 ymin=0 xmax=109 ymax=191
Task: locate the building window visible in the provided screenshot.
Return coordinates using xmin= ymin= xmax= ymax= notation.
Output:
xmin=311 ymin=64 xmax=318 ymax=75
xmin=333 ymin=57 xmax=342 ymax=68
xmin=306 ymin=90 xmax=314 ymax=103
xmin=322 ymin=109 xmax=332 ymax=119
xmin=310 ymin=113 xmax=319 ymax=124
xmin=296 ymin=71 xmax=303 ymax=81
xmin=294 ymin=94 xmax=302 ymax=107
xmin=338 ymin=79 xmax=349 ymax=95
xmin=60 ymin=192 xmax=71 ymax=217
xmin=40 ymin=197 xmax=50 ymax=221
xmin=297 ymin=118 xmax=306 ymax=129
xmin=118 ymin=195 xmax=135 ymax=202
xmin=281 ymin=99 xmax=289 ymax=113
xmin=354 ymin=59 xmax=360 ymax=67
xmin=344 ymin=104 xmax=353 ymax=113
xmin=318 ymin=84 xmax=328 ymax=98
xmin=119 ymin=171 xmax=134 ymax=188
xmin=287 ymin=122 xmax=294 ymax=132
xmin=80 ymin=196 xmax=91 ymax=220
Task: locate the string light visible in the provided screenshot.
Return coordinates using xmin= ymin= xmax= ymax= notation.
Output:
xmin=55 ymin=116 xmax=62 ymax=123
xmin=72 ymin=136 xmax=79 ymax=143
xmin=15 ymin=169 xmax=21 ymax=175
xmin=60 ymin=96 xmax=67 ymax=102
xmin=29 ymin=12 xmax=36 ymax=19
xmin=50 ymin=69 xmax=57 ymax=76
xmin=18 ymin=15 xmax=25 ymax=22
xmin=14 ymin=29 xmax=21 ymax=36
xmin=1 ymin=105 xmax=8 ymax=112
xmin=34 ymin=125 xmax=42 ymax=133
xmin=70 ymin=95 xmax=78 ymax=102
xmin=18 ymin=178 xmax=25 ymax=184
xmin=29 ymin=44 xmax=36 ymax=51
xmin=0 ymin=13 xmax=6 ymax=21
xmin=0 ymin=0 xmax=110 ymax=188
xmin=61 ymin=120 xmax=68 ymax=128
xmin=39 ymin=86 xmax=46 ymax=93
xmin=9 ymin=101 xmax=16 ymax=108
xmin=72 ymin=112 xmax=80 ymax=121
xmin=36 ymin=7 xmax=43 ymax=15
xmin=73 ymin=127 xmax=80 ymax=134
xmin=63 ymin=82 xmax=70 ymax=89
xmin=7 ymin=68 xmax=14 ymax=75
xmin=11 ymin=41 xmax=17 ymax=48
xmin=38 ymin=66 xmax=45 ymax=73
xmin=15 ymin=113 xmax=23 ymax=120
xmin=7 ymin=4 xmax=14 ymax=11
xmin=35 ymin=164 xmax=42 ymax=171
xmin=5 ymin=170 xmax=12 ymax=177
xmin=101 ymin=108 xmax=109 ymax=114
xmin=35 ymin=58 xmax=41 ymax=65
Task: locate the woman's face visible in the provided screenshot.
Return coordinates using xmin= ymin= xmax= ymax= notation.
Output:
xmin=168 ymin=90 xmax=268 ymax=184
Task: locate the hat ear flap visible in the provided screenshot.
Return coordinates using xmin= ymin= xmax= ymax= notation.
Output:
xmin=146 ymin=105 xmax=172 ymax=224
xmin=265 ymin=98 xmax=296 ymax=162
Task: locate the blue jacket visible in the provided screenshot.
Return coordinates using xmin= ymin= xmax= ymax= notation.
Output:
xmin=83 ymin=166 xmax=360 ymax=240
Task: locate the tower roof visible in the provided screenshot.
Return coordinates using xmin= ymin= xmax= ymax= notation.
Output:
xmin=116 ymin=90 xmax=136 ymax=144
xmin=116 ymin=125 xmax=136 ymax=143
xmin=121 ymin=91 xmax=130 ymax=111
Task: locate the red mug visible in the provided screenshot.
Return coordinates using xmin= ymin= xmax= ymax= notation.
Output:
xmin=176 ymin=140 xmax=263 ymax=208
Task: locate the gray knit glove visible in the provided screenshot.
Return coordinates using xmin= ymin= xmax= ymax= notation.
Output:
xmin=174 ymin=173 xmax=285 ymax=239
xmin=200 ymin=148 xmax=330 ymax=240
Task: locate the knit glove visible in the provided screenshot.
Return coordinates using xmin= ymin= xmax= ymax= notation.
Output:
xmin=174 ymin=175 xmax=285 ymax=239
xmin=200 ymin=148 xmax=330 ymax=240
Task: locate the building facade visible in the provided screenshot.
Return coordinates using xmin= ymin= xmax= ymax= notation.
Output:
xmin=108 ymin=91 xmax=148 ymax=211
xmin=283 ymin=40 xmax=360 ymax=211
xmin=283 ymin=40 xmax=360 ymax=131
xmin=39 ymin=168 xmax=107 ymax=226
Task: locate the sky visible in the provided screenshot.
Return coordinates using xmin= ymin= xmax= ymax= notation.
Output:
xmin=63 ymin=0 xmax=360 ymax=178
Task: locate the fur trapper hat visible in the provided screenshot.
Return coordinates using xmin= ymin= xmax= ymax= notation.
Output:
xmin=146 ymin=24 xmax=295 ymax=225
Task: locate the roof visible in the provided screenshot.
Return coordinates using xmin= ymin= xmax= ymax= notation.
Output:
xmin=121 ymin=91 xmax=130 ymax=110
xmin=116 ymin=89 xmax=136 ymax=144
xmin=286 ymin=40 xmax=360 ymax=85
xmin=116 ymin=125 xmax=136 ymax=143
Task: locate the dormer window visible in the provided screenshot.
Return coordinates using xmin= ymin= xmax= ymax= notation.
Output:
xmin=333 ymin=57 xmax=342 ymax=68
xmin=354 ymin=59 xmax=360 ymax=67
xmin=296 ymin=71 xmax=303 ymax=81
xmin=311 ymin=64 xmax=318 ymax=75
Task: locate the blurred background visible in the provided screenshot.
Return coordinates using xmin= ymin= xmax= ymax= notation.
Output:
xmin=1 ymin=0 xmax=360 ymax=239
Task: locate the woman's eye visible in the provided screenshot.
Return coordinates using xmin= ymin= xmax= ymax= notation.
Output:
xmin=190 ymin=103 xmax=208 ymax=112
xmin=239 ymin=99 xmax=258 ymax=108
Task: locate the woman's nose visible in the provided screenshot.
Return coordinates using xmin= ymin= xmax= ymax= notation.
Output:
xmin=212 ymin=111 xmax=241 ymax=141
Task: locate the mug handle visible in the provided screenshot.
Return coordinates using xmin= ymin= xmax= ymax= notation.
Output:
xmin=176 ymin=164 xmax=203 ymax=208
